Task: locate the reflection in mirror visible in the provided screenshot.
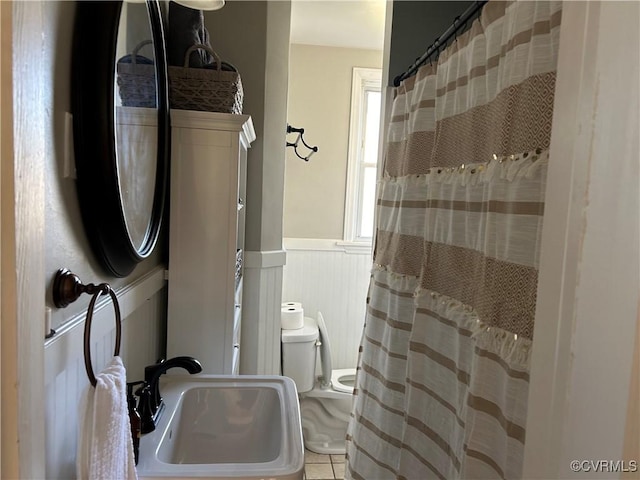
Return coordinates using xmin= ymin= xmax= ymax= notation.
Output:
xmin=115 ymin=2 xmax=159 ymax=251
xmin=71 ymin=0 xmax=169 ymax=277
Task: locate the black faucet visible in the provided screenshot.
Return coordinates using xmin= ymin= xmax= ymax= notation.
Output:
xmin=137 ymin=356 xmax=202 ymax=433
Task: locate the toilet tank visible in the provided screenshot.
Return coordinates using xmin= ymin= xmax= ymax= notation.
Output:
xmin=281 ymin=317 xmax=318 ymax=393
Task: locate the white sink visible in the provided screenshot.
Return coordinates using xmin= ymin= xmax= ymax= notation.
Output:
xmin=137 ymin=375 xmax=304 ymax=480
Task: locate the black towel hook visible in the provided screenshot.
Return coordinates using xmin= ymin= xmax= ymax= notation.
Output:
xmin=52 ymin=269 xmax=122 ymax=387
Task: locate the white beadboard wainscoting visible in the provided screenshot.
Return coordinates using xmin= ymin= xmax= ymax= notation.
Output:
xmin=282 ymin=238 xmax=373 ymax=370
xmin=241 ymin=250 xmax=286 ymax=375
xmin=44 ymin=267 xmax=166 ymax=480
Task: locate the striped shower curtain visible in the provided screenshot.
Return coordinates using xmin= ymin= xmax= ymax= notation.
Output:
xmin=345 ymin=2 xmax=562 ymax=479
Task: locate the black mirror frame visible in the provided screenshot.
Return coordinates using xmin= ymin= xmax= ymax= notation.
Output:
xmin=71 ymin=0 xmax=170 ymax=277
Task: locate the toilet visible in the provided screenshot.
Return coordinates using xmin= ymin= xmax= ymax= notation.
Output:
xmin=281 ymin=312 xmax=356 ymax=454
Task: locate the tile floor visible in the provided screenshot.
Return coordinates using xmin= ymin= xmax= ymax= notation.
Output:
xmin=303 ymin=450 xmax=345 ymax=480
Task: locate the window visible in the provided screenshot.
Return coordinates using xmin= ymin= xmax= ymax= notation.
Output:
xmin=344 ymin=68 xmax=382 ymax=244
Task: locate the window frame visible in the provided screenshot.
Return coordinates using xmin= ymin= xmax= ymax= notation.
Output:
xmin=343 ymin=67 xmax=382 ymax=245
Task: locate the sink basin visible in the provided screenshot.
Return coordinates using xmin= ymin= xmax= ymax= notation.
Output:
xmin=137 ymin=375 xmax=304 ymax=479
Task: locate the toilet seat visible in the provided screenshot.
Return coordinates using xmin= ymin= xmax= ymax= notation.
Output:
xmin=331 ymin=368 xmax=355 ymax=394
xmin=316 ymin=312 xmax=355 ymax=394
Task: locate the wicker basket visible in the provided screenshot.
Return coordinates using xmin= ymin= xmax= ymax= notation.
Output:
xmin=169 ymin=44 xmax=243 ymax=114
xmin=116 ymin=40 xmax=157 ymax=108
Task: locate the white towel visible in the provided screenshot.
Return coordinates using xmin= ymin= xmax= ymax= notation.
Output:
xmin=77 ymin=356 xmax=137 ymax=480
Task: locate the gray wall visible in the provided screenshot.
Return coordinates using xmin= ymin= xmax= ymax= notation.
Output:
xmin=388 ymin=1 xmax=472 ymax=85
xmin=204 ymin=1 xmax=291 ymax=253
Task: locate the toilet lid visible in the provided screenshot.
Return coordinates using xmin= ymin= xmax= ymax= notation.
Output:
xmin=316 ymin=312 xmax=333 ymax=389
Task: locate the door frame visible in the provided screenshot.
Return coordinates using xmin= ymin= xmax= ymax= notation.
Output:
xmin=524 ymin=1 xmax=640 ymax=477
xmin=1 ymin=2 xmax=46 ymax=477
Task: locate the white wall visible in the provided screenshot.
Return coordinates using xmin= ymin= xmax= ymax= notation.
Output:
xmin=282 ymin=239 xmax=372 ymax=370
xmin=284 ymin=44 xmax=382 ymax=240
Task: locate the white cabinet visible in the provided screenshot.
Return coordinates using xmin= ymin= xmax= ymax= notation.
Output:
xmin=166 ymin=110 xmax=255 ymax=374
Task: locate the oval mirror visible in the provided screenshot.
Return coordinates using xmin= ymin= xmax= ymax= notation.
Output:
xmin=71 ymin=0 xmax=170 ymax=277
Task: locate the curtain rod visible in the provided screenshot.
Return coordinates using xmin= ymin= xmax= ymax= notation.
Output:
xmin=393 ymin=0 xmax=489 ymax=87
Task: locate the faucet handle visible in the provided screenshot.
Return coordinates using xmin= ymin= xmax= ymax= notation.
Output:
xmin=135 ymin=383 xmax=157 ymax=434
xmin=126 ymin=381 xmax=145 ymax=463
xmin=144 ymin=359 xmax=167 ymax=410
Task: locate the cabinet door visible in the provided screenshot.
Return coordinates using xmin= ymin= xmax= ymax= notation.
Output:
xmin=167 ymin=128 xmax=240 ymax=374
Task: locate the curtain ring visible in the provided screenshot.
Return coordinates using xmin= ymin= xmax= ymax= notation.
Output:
xmin=83 ymin=284 xmax=122 ymax=387
xmin=453 ymin=15 xmax=460 ymax=43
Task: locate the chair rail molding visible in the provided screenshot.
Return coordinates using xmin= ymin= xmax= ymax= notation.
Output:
xmin=284 ymin=237 xmax=372 ymax=255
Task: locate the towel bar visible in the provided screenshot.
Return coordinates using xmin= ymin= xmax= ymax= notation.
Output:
xmin=286 ymin=124 xmax=318 ymax=162
xmin=52 ymin=268 xmax=122 ymax=387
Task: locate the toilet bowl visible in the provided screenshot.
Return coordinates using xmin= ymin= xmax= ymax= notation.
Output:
xmin=281 ymin=312 xmax=356 ymax=455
